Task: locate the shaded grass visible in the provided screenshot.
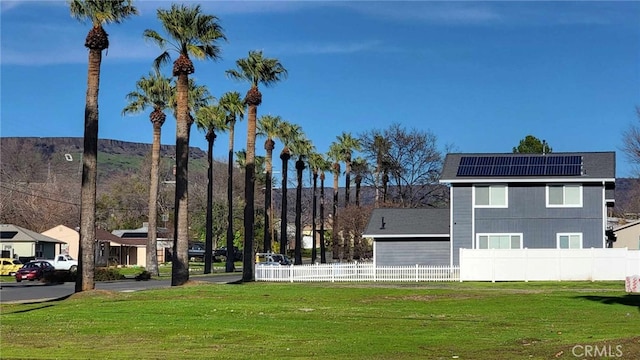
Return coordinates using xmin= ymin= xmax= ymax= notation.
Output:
xmin=1 ymin=282 xmax=638 ymax=359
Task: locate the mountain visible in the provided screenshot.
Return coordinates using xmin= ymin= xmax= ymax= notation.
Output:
xmin=0 ymin=137 xmax=209 ymax=182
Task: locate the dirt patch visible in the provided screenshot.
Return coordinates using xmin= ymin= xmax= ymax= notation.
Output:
xmin=67 ymin=289 xmax=122 ymax=300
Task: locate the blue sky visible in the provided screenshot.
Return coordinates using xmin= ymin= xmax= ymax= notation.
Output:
xmin=1 ymin=1 xmax=639 ymax=178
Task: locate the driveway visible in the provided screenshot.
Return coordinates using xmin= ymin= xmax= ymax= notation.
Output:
xmin=0 ymin=273 xmax=243 ymax=304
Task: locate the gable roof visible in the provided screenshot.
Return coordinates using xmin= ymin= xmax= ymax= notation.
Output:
xmin=440 ymin=152 xmax=615 ymax=183
xmin=363 ymin=208 xmax=450 ymax=238
xmin=613 ymin=219 xmax=640 ymax=232
xmin=0 ymin=224 xmax=66 ymax=243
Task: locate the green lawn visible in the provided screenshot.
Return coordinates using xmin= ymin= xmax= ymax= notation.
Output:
xmin=1 ymin=282 xmax=638 ymax=359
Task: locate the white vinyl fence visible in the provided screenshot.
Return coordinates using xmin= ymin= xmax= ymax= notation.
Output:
xmin=255 ymin=263 xmax=460 ymax=282
xmin=460 ymin=248 xmax=640 ymax=282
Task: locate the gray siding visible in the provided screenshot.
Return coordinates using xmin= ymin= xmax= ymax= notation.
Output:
xmin=474 ymin=183 xmax=604 ymax=248
xmin=375 ymin=238 xmax=449 ymax=266
xmin=451 ymin=186 xmax=473 ymax=266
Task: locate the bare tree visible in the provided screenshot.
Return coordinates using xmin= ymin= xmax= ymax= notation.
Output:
xmin=360 ymin=123 xmax=450 ymax=208
xmin=622 ymin=108 xmax=640 ymax=176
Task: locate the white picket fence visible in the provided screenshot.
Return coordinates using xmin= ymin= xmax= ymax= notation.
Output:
xmin=255 ymin=263 xmax=460 ymax=282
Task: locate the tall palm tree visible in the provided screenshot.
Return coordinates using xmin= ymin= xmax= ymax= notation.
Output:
xmin=335 ymin=132 xmax=361 ymax=206
xmin=219 ymin=91 xmax=245 ymax=273
xmin=307 ymin=152 xmax=326 ymax=263
xmin=122 ymin=71 xmax=172 ymax=277
xmin=226 ymin=50 xmax=287 ymax=282
xmin=372 ymin=133 xmax=391 ymax=206
xmin=69 ymin=0 xmax=138 ymax=292
xmin=316 ymin=155 xmax=332 ymax=263
xmin=257 ymin=115 xmax=283 ymax=253
xmin=144 ymin=4 xmax=225 ymax=286
xmin=351 ymin=157 xmax=369 ymax=207
xmin=327 ymin=143 xmax=342 ymax=260
xmin=290 ymin=136 xmax=314 ymax=265
xmin=195 ymin=104 xmax=228 ymax=274
xmin=277 ymin=122 xmax=301 ymax=257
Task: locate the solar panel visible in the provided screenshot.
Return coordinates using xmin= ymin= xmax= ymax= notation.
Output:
xmin=456 ymin=155 xmax=583 ymax=177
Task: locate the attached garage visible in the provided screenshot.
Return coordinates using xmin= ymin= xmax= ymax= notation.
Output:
xmin=363 ymin=208 xmax=450 ymax=266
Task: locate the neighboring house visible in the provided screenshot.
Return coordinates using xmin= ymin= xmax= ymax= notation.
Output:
xmin=613 ymin=220 xmax=640 ymax=250
xmin=111 ymin=223 xmax=170 ymax=267
xmin=363 ymin=208 xmax=450 ymax=266
xmin=42 ymin=225 xmax=79 ymax=259
xmin=440 ymin=152 xmax=615 ymax=266
xmin=0 ymin=224 xmax=66 ymax=261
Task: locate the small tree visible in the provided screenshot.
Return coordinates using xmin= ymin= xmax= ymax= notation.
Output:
xmin=513 ymin=135 xmax=552 ymax=154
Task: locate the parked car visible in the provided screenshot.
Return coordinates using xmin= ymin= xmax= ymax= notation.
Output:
xmin=214 ymin=246 xmax=242 ymax=262
xmin=188 ymin=242 xmax=206 ymax=261
xmin=42 ymin=254 xmax=78 ymax=272
xmin=15 ymin=261 xmax=55 ymax=282
xmin=0 ymin=258 xmax=23 ymax=276
xmin=255 ymin=253 xmax=290 ymax=266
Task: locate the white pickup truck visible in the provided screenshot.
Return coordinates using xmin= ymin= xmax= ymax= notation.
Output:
xmin=45 ymin=254 xmax=78 ymax=272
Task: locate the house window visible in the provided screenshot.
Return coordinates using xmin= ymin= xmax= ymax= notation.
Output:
xmin=546 ymin=185 xmax=582 ymax=207
xmin=477 ymin=234 xmax=522 ymax=249
xmin=475 ymin=185 xmax=507 ymax=207
xmin=557 ymin=233 xmax=582 ymax=249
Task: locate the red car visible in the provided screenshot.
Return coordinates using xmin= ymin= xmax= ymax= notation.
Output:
xmin=15 ymin=261 xmax=55 ymax=282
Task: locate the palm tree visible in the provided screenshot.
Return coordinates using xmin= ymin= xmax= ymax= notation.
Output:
xmin=290 ymin=136 xmax=314 ymax=265
xmin=351 ymin=157 xmax=368 ymax=207
xmin=327 ymin=143 xmax=342 ymax=260
xmin=277 ymin=122 xmax=302 ymax=257
xmin=226 ymin=50 xmax=287 ymax=282
xmin=307 ymin=152 xmax=325 ymax=263
xmin=372 ymin=133 xmax=391 ymax=206
xmin=316 ymin=155 xmax=333 ymax=263
xmin=219 ymin=91 xmax=245 ymax=273
xmin=122 ymin=71 xmax=172 ymax=277
xmin=144 ymin=4 xmax=226 ymax=286
xmin=257 ymin=115 xmax=283 ymax=253
xmin=335 ymin=132 xmax=361 ymax=206
xmin=69 ymin=0 xmax=138 ymax=292
xmin=195 ymin=104 xmax=228 ymax=274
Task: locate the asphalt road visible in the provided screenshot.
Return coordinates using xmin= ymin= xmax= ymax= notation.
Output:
xmin=0 ymin=273 xmax=243 ymax=304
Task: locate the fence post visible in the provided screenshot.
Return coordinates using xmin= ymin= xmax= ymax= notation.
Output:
xmin=415 ymin=264 xmax=419 ymax=282
xmin=289 ymin=264 xmax=294 ymax=283
xmin=331 ymin=263 xmax=335 ymax=283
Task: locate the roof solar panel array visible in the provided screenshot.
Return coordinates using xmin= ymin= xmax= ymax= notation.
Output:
xmin=457 ymin=155 xmax=582 ymax=177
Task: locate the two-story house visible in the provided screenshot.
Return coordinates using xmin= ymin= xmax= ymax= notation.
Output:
xmin=440 ymin=152 xmax=615 ymax=266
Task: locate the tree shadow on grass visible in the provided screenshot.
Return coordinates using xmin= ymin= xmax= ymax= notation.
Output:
xmin=1 ymin=295 xmax=72 ymax=314
xmin=575 ymin=294 xmax=640 ymax=312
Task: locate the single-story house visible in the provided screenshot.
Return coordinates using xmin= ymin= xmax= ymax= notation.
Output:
xmin=613 ymin=220 xmax=640 ymax=250
xmin=0 ymin=224 xmax=66 ymax=262
xmin=363 ymin=208 xmax=450 ymax=266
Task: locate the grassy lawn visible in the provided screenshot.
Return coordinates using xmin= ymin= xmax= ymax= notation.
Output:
xmin=1 ymin=281 xmax=638 ymax=359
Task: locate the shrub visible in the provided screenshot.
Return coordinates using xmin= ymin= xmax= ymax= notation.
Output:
xmin=94 ymin=268 xmax=125 ymax=281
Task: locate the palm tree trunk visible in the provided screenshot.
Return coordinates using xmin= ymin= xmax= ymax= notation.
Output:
xmin=355 ymin=177 xmax=361 ymax=207
xmin=311 ymin=171 xmax=318 ymax=264
xmin=147 ymin=122 xmax=161 ymax=277
xmin=172 ymin=72 xmax=190 ymax=286
xmin=242 ymin=104 xmax=257 ymax=282
xmin=226 ymin=125 xmax=235 ymax=273
xmin=204 ymin=133 xmax=214 ymax=274
xmin=279 ymin=152 xmax=290 ymax=256
xmin=76 ymin=47 xmax=101 ymax=292
xmin=294 ymin=158 xmax=304 ymax=265
xmin=345 ymin=161 xmax=351 ymax=206
xmin=264 ymin=142 xmax=273 ymax=253
xmin=319 ymin=173 xmax=326 ymax=263
xmin=332 ymin=170 xmax=339 ymax=261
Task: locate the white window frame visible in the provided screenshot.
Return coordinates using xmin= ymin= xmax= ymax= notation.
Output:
xmin=546 ymin=184 xmax=583 ymax=208
xmin=556 ymin=233 xmax=583 ymax=249
xmin=474 ymin=185 xmax=508 ymax=208
xmin=476 ymin=233 xmax=523 ymax=249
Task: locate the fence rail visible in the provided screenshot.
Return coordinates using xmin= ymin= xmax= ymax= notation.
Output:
xmin=255 ymin=263 xmax=460 ymax=282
